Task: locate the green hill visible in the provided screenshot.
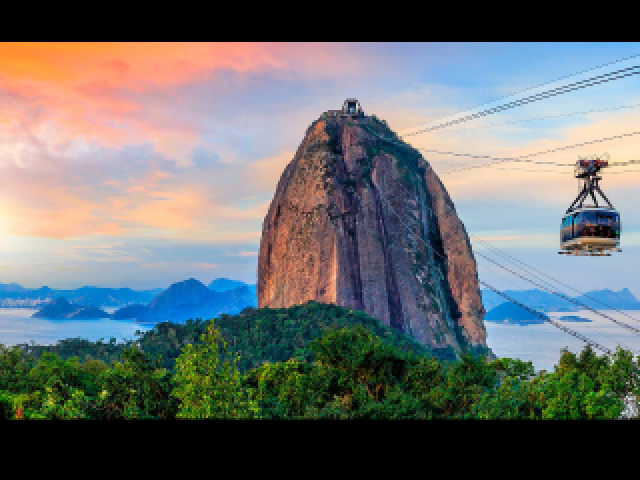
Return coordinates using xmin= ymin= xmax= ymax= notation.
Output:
xmin=18 ymin=300 xmax=466 ymax=372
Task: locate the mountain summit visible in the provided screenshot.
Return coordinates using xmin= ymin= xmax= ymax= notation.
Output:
xmin=257 ymin=101 xmax=487 ymax=354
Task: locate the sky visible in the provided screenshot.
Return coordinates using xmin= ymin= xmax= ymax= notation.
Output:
xmin=2 ymin=42 xmax=640 ymax=296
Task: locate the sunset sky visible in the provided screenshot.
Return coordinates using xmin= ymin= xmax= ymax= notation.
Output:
xmin=2 ymin=42 xmax=640 ymax=295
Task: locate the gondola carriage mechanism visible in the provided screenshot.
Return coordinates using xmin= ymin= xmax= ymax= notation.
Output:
xmin=559 ymin=154 xmax=621 ymax=256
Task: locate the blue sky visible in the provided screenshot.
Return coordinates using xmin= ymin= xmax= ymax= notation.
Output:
xmin=1 ymin=42 xmax=640 ymax=296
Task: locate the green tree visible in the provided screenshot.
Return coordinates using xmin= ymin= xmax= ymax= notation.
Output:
xmin=0 ymin=390 xmax=18 ymax=420
xmin=425 ymin=350 xmax=498 ymax=419
xmin=308 ymin=325 xmax=415 ymax=403
xmin=20 ymin=352 xmax=92 ymax=419
xmin=537 ymin=346 xmax=637 ymax=419
xmin=94 ymin=345 xmax=178 ymax=420
xmin=243 ymin=359 xmax=341 ymax=419
xmin=0 ymin=344 xmax=37 ymax=394
xmin=171 ymin=323 xmax=260 ymax=419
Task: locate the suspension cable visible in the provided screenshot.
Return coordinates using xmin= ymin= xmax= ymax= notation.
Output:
xmin=430 ymin=102 xmax=640 ymax=134
xmin=363 ymin=109 xmax=640 ymax=176
xmin=473 ymin=243 xmax=638 ymax=353
xmin=439 ymin=132 xmax=640 ymax=175
xmin=474 ymin=237 xmax=640 ymax=325
xmin=475 ymin=251 xmax=640 ymax=340
xmin=362 ymin=121 xmax=640 ymax=175
xmin=479 ymin=281 xmax=613 ymax=356
xmin=399 ymin=52 xmax=640 ymax=137
xmin=400 ymin=65 xmax=640 ymax=135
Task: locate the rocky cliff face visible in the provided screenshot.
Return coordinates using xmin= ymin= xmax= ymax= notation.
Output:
xmin=257 ymin=111 xmax=487 ymax=354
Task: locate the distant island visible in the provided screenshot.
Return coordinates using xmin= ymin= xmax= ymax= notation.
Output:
xmin=484 ymin=302 xmax=549 ymax=326
xmin=31 ymin=298 xmax=111 ymax=320
xmin=558 ymin=315 xmax=592 ymax=323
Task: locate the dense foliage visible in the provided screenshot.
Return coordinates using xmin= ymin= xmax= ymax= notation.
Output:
xmin=2 ymin=301 xmax=639 ymax=419
xmin=16 ymin=301 xmax=456 ymax=373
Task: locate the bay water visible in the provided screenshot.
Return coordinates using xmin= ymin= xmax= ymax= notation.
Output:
xmin=485 ymin=309 xmax=640 ymax=373
xmin=0 ymin=307 xmax=151 ymax=348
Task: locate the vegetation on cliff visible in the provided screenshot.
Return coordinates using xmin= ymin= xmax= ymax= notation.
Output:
xmin=1 ymin=302 xmax=638 ymax=419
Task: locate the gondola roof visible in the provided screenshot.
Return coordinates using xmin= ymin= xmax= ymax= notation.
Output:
xmin=562 ymin=205 xmax=619 ymax=219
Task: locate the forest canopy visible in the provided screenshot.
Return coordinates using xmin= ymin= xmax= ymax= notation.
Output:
xmin=1 ymin=301 xmax=638 ymax=419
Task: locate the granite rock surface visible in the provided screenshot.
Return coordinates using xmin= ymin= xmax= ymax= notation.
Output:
xmin=257 ymin=112 xmax=487 ymax=354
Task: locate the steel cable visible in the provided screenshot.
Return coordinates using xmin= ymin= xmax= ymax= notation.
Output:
xmin=474 ymin=239 xmax=638 ymax=353
xmin=402 ymin=65 xmax=640 ymax=135
xmin=430 ymin=102 xmax=640 ymax=134
xmin=400 ymin=52 xmax=640 ymax=137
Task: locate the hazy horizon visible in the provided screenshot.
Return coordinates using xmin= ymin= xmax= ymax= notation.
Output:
xmin=0 ymin=276 xmax=257 ymax=291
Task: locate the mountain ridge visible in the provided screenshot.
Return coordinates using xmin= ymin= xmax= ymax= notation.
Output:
xmin=29 ymin=277 xmax=259 ymax=323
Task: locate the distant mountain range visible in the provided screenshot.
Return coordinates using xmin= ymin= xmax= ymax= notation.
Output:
xmin=0 ymin=278 xmax=258 ymax=309
xmin=30 ymin=277 xmax=259 ymax=324
xmin=208 ymin=278 xmax=258 ymax=303
xmin=21 ymin=280 xmax=639 ymax=325
xmin=0 ymin=282 xmax=29 ymax=293
xmin=481 ymin=288 xmax=640 ymax=313
xmin=484 ymin=302 xmax=550 ymax=325
xmin=0 ymin=282 xmax=164 ymax=307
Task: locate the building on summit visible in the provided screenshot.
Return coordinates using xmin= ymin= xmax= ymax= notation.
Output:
xmin=324 ymin=98 xmax=365 ymax=119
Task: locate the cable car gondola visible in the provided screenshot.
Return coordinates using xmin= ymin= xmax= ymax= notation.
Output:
xmin=559 ymin=155 xmax=621 ymax=256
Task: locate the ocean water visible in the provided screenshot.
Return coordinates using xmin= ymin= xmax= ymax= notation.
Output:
xmin=0 ymin=308 xmax=151 ymax=348
xmin=485 ymin=309 xmax=640 ymax=373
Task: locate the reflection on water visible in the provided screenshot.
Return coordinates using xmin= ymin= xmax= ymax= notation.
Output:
xmin=486 ymin=310 xmax=640 ymax=373
xmin=0 ymin=308 xmax=150 ymax=347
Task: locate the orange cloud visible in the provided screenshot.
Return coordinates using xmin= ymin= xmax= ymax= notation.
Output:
xmin=0 ymin=179 xmax=129 ymax=238
xmin=3 ymin=203 xmax=129 ymax=239
xmin=107 ymin=189 xmax=203 ymax=230
xmin=0 ymin=43 xmax=377 ymax=165
xmin=0 ymin=43 xmax=285 ymax=93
